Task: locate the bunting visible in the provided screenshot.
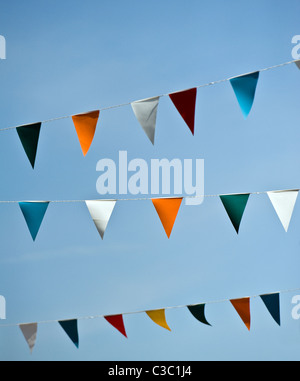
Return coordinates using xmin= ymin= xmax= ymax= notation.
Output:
xmin=152 ymin=197 xmax=182 ymax=238
xmin=169 ymin=88 xmax=197 ymax=135
xmin=71 ymin=110 xmax=99 ymax=156
xmin=18 ymin=201 xmax=49 ymax=241
xmin=3 ymin=286 xmax=295 ymax=352
xmin=229 ymin=71 xmax=259 ymax=118
xmin=85 ymin=200 xmax=116 ymax=239
xmin=230 ymin=297 xmax=251 ymax=330
xmin=146 ymin=309 xmax=171 ymax=331
xmin=58 ymin=319 xmax=79 ymax=348
xmin=131 ymin=96 xmax=160 ymax=144
xmin=19 ymin=323 xmax=37 ymax=353
xmin=16 ymin=122 xmax=41 ymax=169
xmin=219 ymin=193 xmax=250 ymax=233
xmin=0 ymin=59 xmax=296 ymax=165
xmin=267 ymin=190 xmax=298 ymax=232
xmin=104 ymin=314 xmax=127 ymax=338
xmin=0 ymin=187 xmax=298 ymax=241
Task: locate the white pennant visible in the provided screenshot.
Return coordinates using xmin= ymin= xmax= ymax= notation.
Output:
xmin=131 ymin=96 xmax=160 ymax=144
xmin=19 ymin=323 xmax=37 ymax=353
xmin=267 ymin=190 xmax=299 ymax=232
xmin=85 ymin=200 xmax=116 ymax=239
xmin=295 ymin=60 xmax=300 ymax=70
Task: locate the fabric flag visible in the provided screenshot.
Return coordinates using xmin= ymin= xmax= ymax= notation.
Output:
xmin=219 ymin=193 xmax=250 ymax=233
xmin=169 ymin=88 xmax=197 ymax=135
xmin=146 ymin=309 xmax=171 ymax=331
xmin=19 ymin=201 xmax=49 ymax=241
xmin=187 ymin=304 xmax=211 ymax=326
xmin=72 ymin=110 xmax=99 ymax=156
xmin=267 ymin=190 xmax=298 ymax=232
xmin=16 ymin=122 xmax=42 ymax=169
xmin=260 ymin=293 xmax=280 ymax=326
xmin=58 ymin=319 xmax=79 ymax=348
xmin=229 ymin=71 xmax=259 ymax=118
xmin=104 ymin=314 xmax=127 ymax=338
xmin=131 ymin=96 xmax=160 ymax=144
xmin=19 ymin=323 xmax=38 ymax=353
xmin=230 ymin=297 xmax=251 ymax=330
xmin=85 ymin=200 xmax=116 ymax=239
xmin=152 ymin=197 xmax=182 ymax=238
xmin=295 ymin=60 xmax=300 ymax=70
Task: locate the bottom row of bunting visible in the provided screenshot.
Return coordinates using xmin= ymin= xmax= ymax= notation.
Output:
xmin=14 ymin=292 xmax=280 ymax=353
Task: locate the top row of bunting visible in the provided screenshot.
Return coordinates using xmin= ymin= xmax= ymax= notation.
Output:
xmin=7 ymin=60 xmax=300 ymax=169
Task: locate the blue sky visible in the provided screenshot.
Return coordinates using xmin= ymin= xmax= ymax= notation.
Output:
xmin=0 ymin=0 xmax=300 ymax=361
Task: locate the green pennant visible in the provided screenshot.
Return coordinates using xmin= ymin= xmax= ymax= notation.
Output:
xmin=16 ymin=122 xmax=41 ymax=169
xmin=219 ymin=193 xmax=250 ymax=233
xmin=187 ymin=304 xmax=211 ymax=326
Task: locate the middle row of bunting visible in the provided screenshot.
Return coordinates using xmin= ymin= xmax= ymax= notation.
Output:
xmin=5 ymin=189 xmax=299 ymax=242
xmin=9 ymin=68 xmax=266 ymax=169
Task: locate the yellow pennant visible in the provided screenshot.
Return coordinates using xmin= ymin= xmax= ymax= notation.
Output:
xmin=146 ymin=309 xmax=171 ymax=331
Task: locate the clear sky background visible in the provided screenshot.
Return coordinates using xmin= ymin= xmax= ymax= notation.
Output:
xmin=0 ymin=0 xmax=300 ymax=361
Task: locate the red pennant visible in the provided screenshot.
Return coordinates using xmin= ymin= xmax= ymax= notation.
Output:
xmin=169 ymin=88 xmax=197 ymax=135
xmin=104 ymin=314 xmax=127 ymax=338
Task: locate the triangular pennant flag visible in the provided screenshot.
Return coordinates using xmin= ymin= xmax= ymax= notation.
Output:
xmin=72 ymin=110 xmax=99 ymax=156
xmin=19 ymin=323 xmax=37 ymax=353
xmin=146 ymin=309 xmax=171 ymax=331
xmin=131 ymin=96 xmax=160 ymax=144
xmin=219 ymin=193 xmax=250 ymax=233
xmin=295 ymin=60 xmax=300 ymax=70
xmin=169 ymin=88 xmax=197 ymax=135
xmin=58 ymin=319 xmax=79 ymax=348
xmin=16 ymin=122 xmax=42 ymax=169
xmin=229 ymin=71 xmax=259 ymax=118
xmin=267 ymin=190 xmax=298 ymax=232
xmin=85 ymin=200 xmax=116 ymax=239
xmin=230 ymin=297 xmax=251 ymax=330
xmin=187 ymin=304 xmax=211 ymax=326
xmin=152 ymin=197 xmax=182 ymax=238
xmin=260 ymin=293 xmax=280 ymax=326
xmin=104 ymin=314 xmax=127 ymax=338
xmin=19 ymin=201 xmax=49 ymax=241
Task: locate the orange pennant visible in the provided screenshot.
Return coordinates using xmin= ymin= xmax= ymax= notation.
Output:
xmin=146 ymin=309 xmax=171 ymax=331
xmin=152 ymin=197 xmax=182 ymax=238
xmin=72 ymin=110 xmax=100 ymax=156
xmin=230 ymin=297 xmax=251 ymax=330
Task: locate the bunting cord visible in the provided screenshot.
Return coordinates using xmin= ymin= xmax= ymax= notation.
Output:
xmin=0 ymin=59 xmax=298 ymax=133
xmin=0 ymin=188 xmax=297 ymax=203
xmin=1 ymin=286 xmax=299 ymax=328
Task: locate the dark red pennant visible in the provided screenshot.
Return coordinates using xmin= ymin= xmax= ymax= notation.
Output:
xmin=169 ymin=87 xmax=197 ymax=135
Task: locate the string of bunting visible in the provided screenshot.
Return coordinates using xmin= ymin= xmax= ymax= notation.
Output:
xmin=1 ymin=286 xmax=298 ymax=353
xmin=1 ymin=61 xmax=299 ymax=355
xmin=2 ymin=188 xmax=298 ymax=241
xmin=1 ymin=59 xmax=299 ymax=169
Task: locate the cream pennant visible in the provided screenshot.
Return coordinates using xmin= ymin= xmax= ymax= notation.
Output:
xmin=19 ymin=323 xmax=37 ymax=353
xmin=131 ymin=96 xmax=160 ymax=144
xmin=267 ymin=190 xmax=298 ymax=232
xmin=85 ymin=200 xmax=116 ymax=239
